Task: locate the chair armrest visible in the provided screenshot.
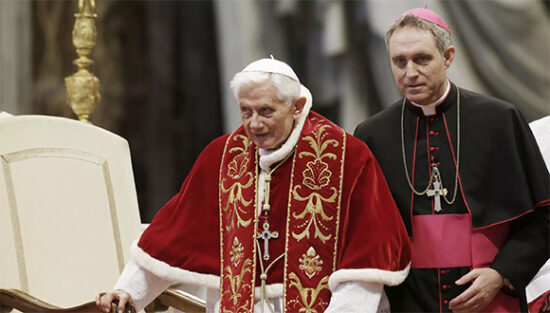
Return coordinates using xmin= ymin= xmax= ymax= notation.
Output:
xmin=0 ymin=288 xmax=133 ymax=313
xmin=145 ymin=288 xmax=206 ymax=313
xmin=0 ymin=287 xmax=206 ymax=313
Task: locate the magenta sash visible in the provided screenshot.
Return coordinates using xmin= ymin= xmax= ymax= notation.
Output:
xmin=410 ymin=214 xmax=518 ymax=312
xmin=411 ymin=214 xmax=509 ymax=269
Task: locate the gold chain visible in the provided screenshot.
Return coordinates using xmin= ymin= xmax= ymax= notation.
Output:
xmin=255 ymin=148 xmax=294 ymax=313
xmin=400 ymin=88 xmax=461 ymax=205
xmin=261 ymin=148 xmax=295 ymax=215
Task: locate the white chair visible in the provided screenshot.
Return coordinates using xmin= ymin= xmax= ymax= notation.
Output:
xmin=0 ymin=115 xmax=205 ymax=313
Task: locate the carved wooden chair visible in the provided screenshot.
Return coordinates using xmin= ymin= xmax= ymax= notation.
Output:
xmin=0 ymin=115 xmax=206 ymax=313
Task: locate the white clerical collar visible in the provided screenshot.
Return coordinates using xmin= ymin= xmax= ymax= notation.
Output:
xmin=410 ymin=80 xmax=451 ymax=116
xmin=258 ymin=86 xmax=312 ymax=172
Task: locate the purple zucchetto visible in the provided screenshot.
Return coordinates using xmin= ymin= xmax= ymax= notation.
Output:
xmin=401 ymin=7 xmax=451 ymax=34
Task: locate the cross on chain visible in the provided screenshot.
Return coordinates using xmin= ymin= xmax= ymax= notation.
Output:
xmin=426 ymin=173 xmax=448 ymax=212
xmin=257 ymin=221 xmax=278 ymax=261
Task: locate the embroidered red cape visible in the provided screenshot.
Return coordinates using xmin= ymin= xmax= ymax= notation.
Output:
xmin=136 ymin=111 xmax=410 ymax=312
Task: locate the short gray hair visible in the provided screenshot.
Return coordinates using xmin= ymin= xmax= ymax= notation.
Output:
xmin=385 ymin=14 xmax=452 ymax=55
xmin=230 ymin=72 xmax=301 ymax=107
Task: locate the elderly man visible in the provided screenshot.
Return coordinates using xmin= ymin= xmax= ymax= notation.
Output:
xmin=354 ymin=8 xmax=549 ymax=313
xmin=97 ymin=58 xmax=410 ymax=313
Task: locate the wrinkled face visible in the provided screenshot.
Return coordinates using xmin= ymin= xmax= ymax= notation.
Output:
xmin=388 ymin=26 xmax=454 ymax=105
xmin=238 ymin=81 xmax=303 ymax=150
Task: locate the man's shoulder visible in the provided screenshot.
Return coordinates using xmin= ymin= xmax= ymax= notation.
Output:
xmin=198 ymin=133 xmax=232 ymax=159
xmin=354 ymin=100 xmax=402 ymax=137
xmin=189 ymin=133 xmax=233 ymax=176
xmin=460 ymin=88 xmax=518 ymax=114
xmin=206 ymin=133 xmax=231 ymax=148
xmin=345 ymin=131 xmax=369 ymax=153
xmin=348 ymin=133 xmax=377 ymax=162
xmin=306 ymin=111 xmax=373 ymax=163
xmin=459 ymin=88 xmax=531 ymax=133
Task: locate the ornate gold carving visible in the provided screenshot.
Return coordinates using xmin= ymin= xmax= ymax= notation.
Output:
xmin=287 ymin=273 xmax=329 ymax=313
xmin=292 ymin=125 xmax=339 ymax=243
xmin=65 ymin=0 xmax=100 ymax=123
xmin=221 ymin=135 xmax=254 ymax=232
xmin=222 ymin=259 xmax=252 ymax=312
xmin=230 ymin=237 xmax=244 ymax=268
xmin=299 ymin=247 xmax=323 ymax=279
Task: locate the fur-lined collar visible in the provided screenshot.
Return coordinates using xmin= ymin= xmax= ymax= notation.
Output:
xmin=258 ymin=87 xmax=312 ymax=172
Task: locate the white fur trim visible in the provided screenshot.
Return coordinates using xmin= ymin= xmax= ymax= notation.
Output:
xmin=253 ymin=283 xmax=283 ymax=301
xmin=130 ymin=240 xmax=220 ymax=289
xmin=258 ymin=85 xmax=312 ymax=172
xmin=328 ymin=263 xmax=411 ymax=291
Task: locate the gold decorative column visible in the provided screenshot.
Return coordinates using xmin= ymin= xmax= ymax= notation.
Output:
xmin=65 ymin=0 xmax=100 ymax=123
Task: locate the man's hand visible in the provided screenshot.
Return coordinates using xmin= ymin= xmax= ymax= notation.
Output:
xmin=448 ymin=267 xmax=504 ymax=313
xmin=95 ymin=289 xmax=132 ymax=313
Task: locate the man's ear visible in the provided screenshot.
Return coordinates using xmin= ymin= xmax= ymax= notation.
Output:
xmin=443 ymin=46 xmax=455 ymax=69
xmin=292 ymin=97 xmax=306 ymax=119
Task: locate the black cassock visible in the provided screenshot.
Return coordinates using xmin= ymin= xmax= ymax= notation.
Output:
xmin=354 ymin=83 xmax=549 ymax=312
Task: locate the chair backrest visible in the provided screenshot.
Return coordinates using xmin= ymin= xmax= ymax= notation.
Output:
xmin=0 ymin=115 xmax=142 ymax=308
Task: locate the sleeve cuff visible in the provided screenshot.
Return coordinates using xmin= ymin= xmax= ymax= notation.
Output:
xmin=114 ymin=260 xmax=172 ymax=311
xmin=328 ymin=262 xmax=410 ymax=291
xmin=325 ymin=281 xmax=386 ymax=313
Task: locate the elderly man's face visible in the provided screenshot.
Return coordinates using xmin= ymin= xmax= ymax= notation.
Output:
xmin=388 ymin=26 xmax=454 ymax=105
xmin=238 ymin=81 xmax=303 ymax=150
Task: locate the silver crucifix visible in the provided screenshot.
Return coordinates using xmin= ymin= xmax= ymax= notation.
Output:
xmin=427 ymin=173 xmax=448 ymax=212
xmin=257 ymin=221 xmax=278 ymax=261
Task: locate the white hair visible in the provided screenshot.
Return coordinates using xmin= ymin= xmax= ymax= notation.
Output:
xmin=230 ymin=72 xmax=301 ymax=107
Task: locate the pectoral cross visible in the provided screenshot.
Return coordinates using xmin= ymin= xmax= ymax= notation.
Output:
xmin=427 ymin=173 xmax=448 ymax=212
xmin=257 ymin=221 xmax=278 ymax=261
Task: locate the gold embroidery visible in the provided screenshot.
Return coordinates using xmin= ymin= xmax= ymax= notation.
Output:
xmin=292 ymin=186 xmax=337 ymax=243
xmin=283 ymin=117 xmax=346 ymax=312
xmin=291 ymin=124 xmax=339 ymax=243
xmin=287 ymin=273 xmax=329 ymax=313
xmin=299 ymin=247 xmax=323 ymax=279
xmin=230 ymin=237 xmax=244 ymax=268
xmin=222 ymin=258 xmax=252 ymax=312
xmin=299 ymin=124 xmax=339 ymax=190
xmin=227 ymin=135 xmax=253 ymax=179
xmin=221 ymin=135 xmax=254 ymax=232
xmin=303 ymin=159 xmax=332 ymax=190
xmin=332 ymin=132 xmax=346 ymax=270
